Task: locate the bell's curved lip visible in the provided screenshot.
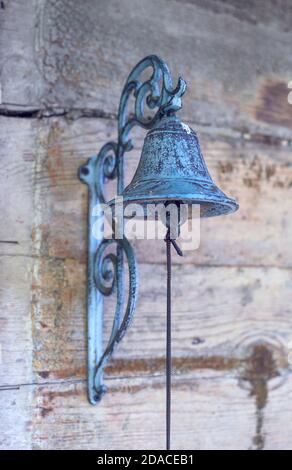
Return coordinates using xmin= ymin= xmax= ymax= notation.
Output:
xmin=108 ymin=178 xmax=239 ymax=218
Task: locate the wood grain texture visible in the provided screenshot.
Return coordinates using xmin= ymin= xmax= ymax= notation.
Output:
xmin=1 ymin=0 xmax=292 ymax=451
xmin=0 ymin=386 xmax=33 ymax=450
xmin=31 ymin=259 xmax=292 ymax=380
xmin=1 ymin=341 xmax=291 ymax=450
xmin=32 ymin=117 xmax=292 ymax=268
xmin=177 ymin=0 xmax=292 ymax=31
xmin=15 ymin=370 xmax=292 ymax=450
xmin=0 ymin=117 xmax=36 ymax=256
xmin=1 ymin=0 xmax=292 ymax=138
xmin=0 ymin=116 xmax=35 ymax=448
xmin=30 ymin=373 xmax=258 ymax=450
xmin=36 ymin=0 xmax=292 ymax=136
xmin=0 ymin=0 xmax=41 ymax=109
xmin=0 ymin=256 xmax=33 ymax=385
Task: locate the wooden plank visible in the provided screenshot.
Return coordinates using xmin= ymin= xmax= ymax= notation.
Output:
xmin=0 ymin=117 xmax=34 ymax=448
xmin=0 ymin=386 xmax=33 ymax=450
xmin=32 ymin=372 xmax=256 ymax=450
xmin=0 ymin=0 xmax=41 ymax=108
xmin=1 ymin=348 xmax=291 ymax=450
xmin=32 ymin=117 xmax=292 ymax=268
xmin=178 ymin=0 xmax=292 ymax=32
xmin=2 ymin=360 xmax=291 ymax=450
xmin=32 ymin=257 xmax=291 ymax=381
xmin=1 ymin=1 xmax=292 ymax=137
xmin=32 ymin=369 xmax=292 ymax=450
xmin=0 ymin=117 xmax=36 ymax=256
xmin=34 ymin=0 xmax=292 ymax=136
xmin=0 ymin=255 xmax=33 ymax=385
xmin=0 ymin=255 xmax=33 ymax=449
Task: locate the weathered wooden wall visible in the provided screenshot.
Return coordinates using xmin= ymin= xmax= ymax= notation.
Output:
xmin=0 ymin=0 xmax=292 ymax=450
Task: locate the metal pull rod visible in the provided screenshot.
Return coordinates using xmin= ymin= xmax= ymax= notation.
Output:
xmin=164 ymin=227 xmax=183 ymax=450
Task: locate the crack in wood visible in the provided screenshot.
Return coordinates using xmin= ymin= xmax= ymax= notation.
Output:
xmin=0 ymin=105 xmax=291 ymax=148
xmin=1 ymin=252 xmax=292 ymax=270
xmin=0 ymin=107 xmax=116 ymax=120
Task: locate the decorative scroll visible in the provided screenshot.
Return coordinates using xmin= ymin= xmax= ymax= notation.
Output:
xmin=79 ymin=56 xmax=186 ymax=404
xmin=118 ymin=55 xmax=187 ymax=150
xmin=93 ymin=238 xmax=138 ymax=398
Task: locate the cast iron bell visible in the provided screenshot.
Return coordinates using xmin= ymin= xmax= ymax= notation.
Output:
xmin=120 ymin=115 xmax=238 ymax=217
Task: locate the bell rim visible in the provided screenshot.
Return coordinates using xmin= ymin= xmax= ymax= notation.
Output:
xmin=108 ymin=192 xmax=238 ymax=218
xmin=109 ymin=175 xmax=239 ymax=217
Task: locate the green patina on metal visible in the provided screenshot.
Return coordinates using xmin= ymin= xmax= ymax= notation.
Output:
xmin=120 ymin=115 xmax=238 ymax=217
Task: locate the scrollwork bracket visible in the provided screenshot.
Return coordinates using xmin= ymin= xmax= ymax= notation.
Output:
xmin=79 ymin=55 xmax=186 ymax=404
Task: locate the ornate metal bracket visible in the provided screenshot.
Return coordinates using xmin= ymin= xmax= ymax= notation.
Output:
xmin=79 ymin=55 xmax=186 ymax=405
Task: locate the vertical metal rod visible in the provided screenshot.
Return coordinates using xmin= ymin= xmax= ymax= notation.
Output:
xmin=166 ymin=228 xmax=172 ymax=451
xmin=165 ymin=208 xmax=183 ymax=450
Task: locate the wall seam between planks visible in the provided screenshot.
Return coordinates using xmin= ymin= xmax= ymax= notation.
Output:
xmin=0 ymin=253 xmax=292 ymax=270
xmin=0 ymin=368 xmax=291 ymax=392
xmin=0 ymin=106 xmax=291 ymax=147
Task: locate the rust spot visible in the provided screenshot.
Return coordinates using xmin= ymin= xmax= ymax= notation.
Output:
xmin=275 ymin=181 xmax=285 ymax=188
xmin=243 ymin=177 xmax=256 ymax=188
xmin=106 ymin=355 xmax=240 ymax=376
xmin=265 ymin=164 xmax=277 ymax=181
xmin=242 ymin=155 xmax=264 ymax=189
xmin=112 ymin=377 xmax=201 ymax=395
xmin=40 ymin=406 xmax=54 ymax=418
xmin=46 ymin=122 xmax=65 ymax=185
xmin=255 ymin=80 xmax=292 ymax=130
xmin=250 ymin=155 xmax=263 ymax=178
xmin=240 ymin=344 xmax=279 ymax=450
xmin=48 ymin=355 xmax=239 ymax=382
xmin=218 ymin=162 xmax=234 ymax=174
xmin=38 ymin=371 xmax=50 ymax=379
xmin=249 ymin=133 xmax=287 ymax=147
xmin=42 ymin=387 xmax=83 ymax=402
xmin=53 ymin=366 xmax=86 ymax=380
xmin=31 ymin=226 xmax=37 ymax=243
xmin=241 ymin=155 xmax=291 ymax=189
